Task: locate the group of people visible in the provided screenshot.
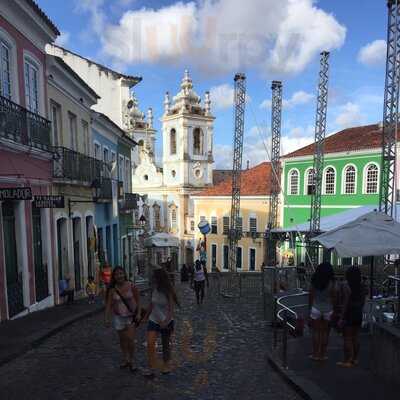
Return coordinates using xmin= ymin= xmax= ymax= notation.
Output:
xmin=308 ymin=262 xmax=367 ymax=367
xmin=104 ymin=265 xmax=179 ymax=378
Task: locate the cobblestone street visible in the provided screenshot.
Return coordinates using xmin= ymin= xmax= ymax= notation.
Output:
xmin=0 ymin=280 xmax=299 ymax=400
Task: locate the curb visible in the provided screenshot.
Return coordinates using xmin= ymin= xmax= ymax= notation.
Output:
xmin=267 ymin=350 xmax=331 ymax=400
xmin=0 ymin=305 xmax=104 ymax=368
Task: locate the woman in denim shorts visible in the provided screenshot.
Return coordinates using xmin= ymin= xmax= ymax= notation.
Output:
xmin=143 ymin=266 xmax=179 ymax=378
xmin=105 ymin=267 xmax=141 ymax=371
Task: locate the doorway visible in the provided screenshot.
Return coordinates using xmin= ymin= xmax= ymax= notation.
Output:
xmin=32 ymin=206 xmax=48 ymax=301
xmin=2 ymin=201 xmax=24 ymax=317
xmin=72 ymin=217 xmax=82 ymax=291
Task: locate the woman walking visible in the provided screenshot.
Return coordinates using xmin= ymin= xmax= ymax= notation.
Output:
xmin=191 ymin=260 xmax=209 ymax=305
xmin=104 ymin=267 xmax=141 ymax=372
xmin=337 ymin=266 xmax=367 ymax=367
xmin=144 ymin=267 xmax=179 ymax=378
xmin=308 ymin=262 xmax=336 ymax=361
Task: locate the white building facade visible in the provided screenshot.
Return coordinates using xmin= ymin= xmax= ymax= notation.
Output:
xmin=132 ymin=70 xmax=215 ymax=268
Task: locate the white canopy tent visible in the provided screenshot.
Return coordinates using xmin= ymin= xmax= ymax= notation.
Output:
xmin=144 ymin=232 xmax=179 ymax=248
xmin=312 ymin=211 xmax=400 ymax=258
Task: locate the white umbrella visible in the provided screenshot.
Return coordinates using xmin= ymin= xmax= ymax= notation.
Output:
xmin=312 ymin=211 xmax=400 ymax=258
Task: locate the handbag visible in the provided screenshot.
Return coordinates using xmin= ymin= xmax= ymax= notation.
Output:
xmin=115 ymin=285 xmax=140 ymax=326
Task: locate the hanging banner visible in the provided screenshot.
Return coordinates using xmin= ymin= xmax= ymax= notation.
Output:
xmin=33 ymin=195 xmax=65 ymax=208
xmin=0 ymin=187 xmax=32 ymax=201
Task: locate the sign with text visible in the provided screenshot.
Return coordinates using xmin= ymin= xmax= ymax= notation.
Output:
xmin=33 ymin=195 xmax=65 ymax=209
xmin=0 ymin=187 xmax=32 ymax=201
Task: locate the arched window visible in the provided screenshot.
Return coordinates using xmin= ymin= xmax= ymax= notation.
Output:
xmin=365 ymin=164 xmax=379 ymax=194
xmin=170 ymin=129 xmax=176 ymax=155
xmin=0 ymin=40 xmax=12 ymax=99
xmin=289 ymin=170 xmax=299 ymax=195
xmin=306 ymin=168 xmax=315 ymax=195
xmin=344 ymin=165 xmax=356 ymax=194
xmin=193 ymin=128 xmax=203 ymax=155
xmin=324 ymin=167 xmax=335 ymax=194
xmin=171 ymin=208 xmax=177 ymax=229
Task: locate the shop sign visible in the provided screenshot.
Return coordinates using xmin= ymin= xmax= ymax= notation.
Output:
xmin=33 ymin=195 xmax=65 ymax=208
xmin=0 ymin=187 xmax=32 ymax=201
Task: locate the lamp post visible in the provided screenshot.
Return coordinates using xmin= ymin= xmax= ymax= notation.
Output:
xmin=126 ymin=214 xmax=147 ymax=284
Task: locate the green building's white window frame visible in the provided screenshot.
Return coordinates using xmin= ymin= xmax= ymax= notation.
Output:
xmin=304 ymin=167 xmax=315 ymax=195
xmin=288 ymin=168 xmax=300 ymax=195
xmin=323 ymin=165 xmax=336 ymax=195
xmin=342 ymin=164 xmax=358 ymax=195
xmin=363 ymin=162 xmax=380 ymax=194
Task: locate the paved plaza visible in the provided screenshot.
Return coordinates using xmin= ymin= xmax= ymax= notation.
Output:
xmin=0 ymin=280 xmax=299 ymax=400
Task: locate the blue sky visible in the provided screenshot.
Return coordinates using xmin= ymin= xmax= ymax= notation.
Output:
xmin=37 ymin=0 xmax=387 ymax=168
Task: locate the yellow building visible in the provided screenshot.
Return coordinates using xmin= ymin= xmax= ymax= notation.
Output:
xmin=192 ymin=162 xmax=273 ymax=272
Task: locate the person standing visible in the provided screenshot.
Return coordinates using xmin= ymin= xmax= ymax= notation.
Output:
xmin=85 ymin=276 xmax=96 ymax=304
xmin=337 ymin=266 xmax=367 ymax=367
xmin=191 ymin=260 xmax=209 ymax=305
xmin=100 ymin=263 xmax=112 ymax=299
xmin=308 ymin=262 xmax=336 ymax=361
xmin=143 ymin=267 xmax=179 ymax=378
xmin=104 ymin=267 xmax=141 ymax=372
xmin=180 ymin=263 xmax=189 ymax=283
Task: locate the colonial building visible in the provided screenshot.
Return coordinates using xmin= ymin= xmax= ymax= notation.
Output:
xmin=280 ymin=124 xmax=384 ymax=265
xmin=47 ymin=54 xmax=100 ymax=297
xmin=132 ymin=70 xmax=215 ymax=268
xmin=0 ymin=0 xmax=59 ymax=320
xmin=192 ymin=163 xmax=272 ymax=272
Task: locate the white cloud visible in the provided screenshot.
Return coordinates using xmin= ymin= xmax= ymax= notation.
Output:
xmin=214 ymin=124 xmax=315 ymax=168
xmin=209 ymin=84 xmax=251 ymax=110
xmin=358 ymin=40 xmax=386 ymax=66
xmin=55 ymin=31 xmax=70 ymax=47
xmin=79 ymin=0 xmax=346 ymax=76
xmin=260 ymin=90 xmax=314 ymax=109
xmin=335 ymin=102 xmax=366 ymax=129
xmin=209 ymin=84 xmax=234 ymax=110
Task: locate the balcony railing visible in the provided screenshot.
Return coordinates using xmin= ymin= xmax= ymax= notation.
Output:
xmin=0 ymin=95 xmax=51 ymax=151
xmin=53 ymin=146 xmax=106 ymax=184
xmin=98 ymin=177 xmax=112 ymax=200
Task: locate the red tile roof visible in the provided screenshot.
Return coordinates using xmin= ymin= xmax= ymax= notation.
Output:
xmin=198 ymin=162 xmax=273 ymax=196
xmin=213 ymin=170 xmax=233 ymax=186
xmin=284 ymin=123 xmax=383 ymax=158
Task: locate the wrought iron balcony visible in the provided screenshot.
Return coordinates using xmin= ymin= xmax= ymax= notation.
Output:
xmin=53 ymin=147 xmax=105 ymax=184
xmin=0 ymin=95 xmax=51 ymax=151
xmin=97 ymin=177 xmax=112 ymax=200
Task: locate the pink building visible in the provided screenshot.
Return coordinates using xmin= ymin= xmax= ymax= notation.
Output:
xmin=0 ymin=0 xmax=59 ymax=320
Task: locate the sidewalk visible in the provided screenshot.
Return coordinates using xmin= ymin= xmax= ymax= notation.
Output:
xmin=269 ymin=330 xmax=400 ymax=400
xmin=0 ymin=298 xmax=104 ymax=367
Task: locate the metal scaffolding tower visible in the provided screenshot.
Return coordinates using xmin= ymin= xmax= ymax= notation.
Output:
xmin=266 ymin=81 xmax=283 ymax=266
xmin=228 ymin=73 xmax=247 ymax=272
xmin=308 ymin=51 xmax=330 ymax=267
xmin=380 ymin=0 xmax=400 ymax=217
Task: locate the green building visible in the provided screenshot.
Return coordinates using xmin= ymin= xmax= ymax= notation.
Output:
xmin=280 ymin=124 xmax=382 ymax=264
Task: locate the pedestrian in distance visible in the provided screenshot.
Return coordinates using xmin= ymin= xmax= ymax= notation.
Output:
xmin=85 ymin=276 xmax=96 ymax=304
xmin=143 ymin=266 xmax=179 ymax=378
xmin=180 ymin=263 xmax=189 ymax=282
xmin=104 ymin=266 xmax=141 ymax=372
xmin=337 ymin=266 xmax=367 ymax=368
xmin=308 ymin=262 xmax=336 ymax=361
xmin=191 ymin=259 xmax=209 ymax=305
xmin=59 ymin=276 xmax=74 ymax=304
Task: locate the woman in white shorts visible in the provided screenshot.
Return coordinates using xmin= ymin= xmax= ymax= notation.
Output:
xmin=105 ymin=267 xmax=141 ymax=371
xmin=308 ymin=262 xmax=336 ymax=361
